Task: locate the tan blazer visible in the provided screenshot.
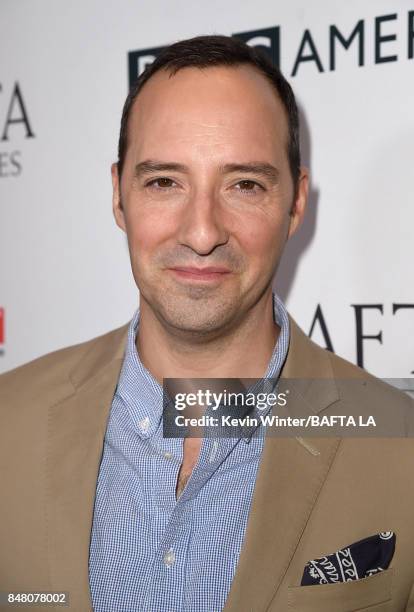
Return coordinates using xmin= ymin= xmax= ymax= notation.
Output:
xmin=1 ymin=316 xmax=414 ymax=612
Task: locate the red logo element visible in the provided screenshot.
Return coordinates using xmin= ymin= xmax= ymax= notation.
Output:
xmin=0 ymin=308 xmax=4 ymax=345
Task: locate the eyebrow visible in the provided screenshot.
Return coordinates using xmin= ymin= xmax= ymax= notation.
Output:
xmin=134 ymin=159 xmax=280 ymax=185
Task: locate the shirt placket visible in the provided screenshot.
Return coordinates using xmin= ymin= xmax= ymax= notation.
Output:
xmin=144 ymin=435 xmax=237 ymax=611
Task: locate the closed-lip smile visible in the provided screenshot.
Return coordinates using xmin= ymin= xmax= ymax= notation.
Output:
xmin=167 ymin=266 xmax=231 ymax=281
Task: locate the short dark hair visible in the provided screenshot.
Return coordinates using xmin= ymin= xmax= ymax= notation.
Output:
xmin=117 ymin=34 xmax=300 ymax=190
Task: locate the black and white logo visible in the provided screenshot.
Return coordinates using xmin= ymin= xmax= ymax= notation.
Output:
xmin=128 ymin=10 xmax=414 ymax=88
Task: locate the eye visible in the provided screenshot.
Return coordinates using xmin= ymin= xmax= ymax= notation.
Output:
xmin=234 ymin=180 xmax=264 ymax=194
xmin=145 ymin=177 xmax=178 ymax=189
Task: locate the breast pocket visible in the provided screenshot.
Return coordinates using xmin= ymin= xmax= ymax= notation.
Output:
xmin=287 ymin=567 xmax=394 ymax=612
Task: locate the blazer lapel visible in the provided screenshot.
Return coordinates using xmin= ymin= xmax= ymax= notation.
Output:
xmin=223 ymin=317 xmax=342 ymax=612
xmin=46 ymin=324 xmax=129 ymax=610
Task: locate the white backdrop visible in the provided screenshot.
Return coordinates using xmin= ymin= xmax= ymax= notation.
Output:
xmin=0 ymin=0 xmax=413 ymax=387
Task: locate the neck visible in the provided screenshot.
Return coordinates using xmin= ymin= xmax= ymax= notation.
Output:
xmin=135 ymin=291 xmax=280 ymax=383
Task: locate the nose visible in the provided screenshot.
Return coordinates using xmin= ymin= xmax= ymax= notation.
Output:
xmin=177 ymin=189 xmax=229 ymax=255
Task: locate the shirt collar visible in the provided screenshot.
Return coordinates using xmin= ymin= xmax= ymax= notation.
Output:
xmin=116 ymin=293 xmax=290 ymax=442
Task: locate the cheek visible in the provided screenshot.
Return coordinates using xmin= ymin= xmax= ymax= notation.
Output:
xmin=233 ymin=209 xmax=289 ymax=265
xmin=124 ymin=205 xmax=175 ymax=259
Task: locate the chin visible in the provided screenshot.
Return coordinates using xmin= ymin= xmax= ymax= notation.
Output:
xmin=155 ymin=293 xmax=238 ymax=337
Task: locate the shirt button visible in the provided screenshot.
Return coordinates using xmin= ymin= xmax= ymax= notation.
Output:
xmin=163 ymin=549 xmax=175 ymax=567
xmin=138 ymin=417 xmax=150 ymax=433
xmin=163 ymin=451 xmax=173 ymax=459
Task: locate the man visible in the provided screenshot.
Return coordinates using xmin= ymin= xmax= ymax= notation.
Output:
xmin=1 ymin=34 xmax=414 ymax=612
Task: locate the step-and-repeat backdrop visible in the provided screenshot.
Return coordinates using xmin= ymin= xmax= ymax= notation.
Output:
xmin=0 ymin=0 xmax=413 ymax=392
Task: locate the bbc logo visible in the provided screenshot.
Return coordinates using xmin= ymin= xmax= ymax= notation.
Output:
xmin=128 ymin=27 xmax=280 ymax=89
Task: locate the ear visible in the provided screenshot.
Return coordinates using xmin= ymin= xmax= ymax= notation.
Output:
xmin=288 ymin=166 xmax=309 ymax=239
xmin=111 ymin=162 xmax=126 ymax=232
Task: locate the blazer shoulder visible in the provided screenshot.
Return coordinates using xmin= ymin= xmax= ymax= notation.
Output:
xmin=0 ymin=323 xmax=129 ymax=406
xmin=321 ymin=345 xmax=414 ymax=434
xmin=288 ymin=316 xmax=413 ymax=412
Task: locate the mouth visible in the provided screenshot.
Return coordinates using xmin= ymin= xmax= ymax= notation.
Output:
xmin=167 ymin=266 xmax=231 ymax=282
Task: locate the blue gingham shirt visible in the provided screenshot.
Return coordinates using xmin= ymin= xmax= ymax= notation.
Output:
xmin=89 ymin=293 xmax=290 ymax=612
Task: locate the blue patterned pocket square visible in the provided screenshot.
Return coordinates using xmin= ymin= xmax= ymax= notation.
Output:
xmin=301 ymin=531 xmax=396 ymax=585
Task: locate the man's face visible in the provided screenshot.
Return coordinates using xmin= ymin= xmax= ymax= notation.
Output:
xmin=112 ymin=64 xmax=308 ymax=336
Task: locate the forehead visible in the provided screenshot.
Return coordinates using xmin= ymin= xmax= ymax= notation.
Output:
xmin=127 ymin=64 xmax=289 ymax=161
